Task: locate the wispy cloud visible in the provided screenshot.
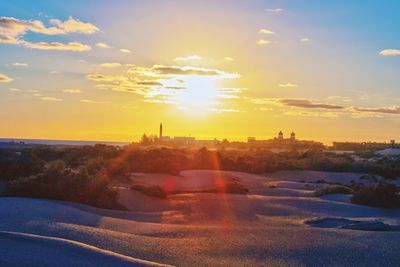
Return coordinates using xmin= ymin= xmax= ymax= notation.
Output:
xmin=120 ymin=48 xmax=131 ymax=53
xmin=353 ymin=106 xmax=400 ymax=115
xmin=257 ymin=39 xmax=272 ymax=46
xmin=100 ymin=63 xmax=122 ymax=68
xmin=379 ymin=49 xmax=400 ymax=56
xmin=258 ymin=28 xmax=275 ymax=35
xmin=9 ymin=88 xmax=20 ymax=92
xmin=224 ymin=57 xmax=234 ymax=61
xmin=11 ymin=62 xmax=28 ymax=67
xmin=0 ymin=73 xmax=13 ymax=83
xmin=80 ymin=99 xmax=108 ymax=104
xmin=174 ymin=54 xmax=202 ymax=61
xmin=267 ymin=8 xmax=283 ymax=14
xmin=41 ymin=96 xmax=62 ymax=101
xmin=96 ymin=42 xmax=111 ymax=49
xmin=63 ymin=89 xmax=82 ymax=94
xmin=0 ymin=16 xmax=96 ymax=51
xmin=279 ymin=83 xmax=298 ymax=88
xmin=49 ymin=16 xmax=99 ymax=34
xmin=252 ymin=98 xmax=344 ymax=110
xmin=24 ymin=41 xmax=91 ymax=51
xmin=300 ymin=38 xmax=311 ymax=43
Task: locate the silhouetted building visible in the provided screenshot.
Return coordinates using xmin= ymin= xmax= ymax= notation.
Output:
xmin=248 ymin=137 xmax=256 ymax=143
xmin=278 ymin=131 xmax=283 ymax=140
xmin=159 ymin=123 xmax=163 ymax=139
xmin=290 ymin=131 xmax=296 ymax=141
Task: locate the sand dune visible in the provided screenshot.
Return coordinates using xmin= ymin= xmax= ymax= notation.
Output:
xmin=1 ymin=170 xmax=400 ymax=266
xmin=0 ymin=231 xmax=171 ymax=267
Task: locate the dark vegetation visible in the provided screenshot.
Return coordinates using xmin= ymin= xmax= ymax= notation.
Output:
xmin=0 ymin=143 xmax=399 ymax=208
xmin=314 ymin=185 xmax=353 ymax=196
xmin=351 ymin=182 xmax=400 ymax=209
xmin=130 ymin=184 xmax=167 ymax=199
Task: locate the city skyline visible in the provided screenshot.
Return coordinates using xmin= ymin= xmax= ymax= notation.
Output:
xmin=1 ymin=1 xmax=400 ymax=144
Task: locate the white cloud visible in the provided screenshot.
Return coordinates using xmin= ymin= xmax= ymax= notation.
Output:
xmin=267 ymin=8 xmax=283 ymax=14
xmin=258 ymin=28 xmax=275 ymax=35
xmin=257 ymin=39 xmax=272 ymax=46
xmin=224 ymin=57 xmax=234 ymax=61
xmin=120 ymin=48 xmax=131 ymax=53
xmin=300 ymin=38 xmax=311 ymax=43
xmin=100 ymin=62 xmax=122 ymax=68
xmin=174 ymin=54 xmax=202 ymax=61
xmin=23 ymin=41 xmax=91 ymax=51
xmin=11 ymin=62 xmax=28 ymax=67
xmin=279 ymin=83 xmax=298 ymax=88
xmin=9 ymin=88 xmax=20 ymax=92
xmin=41 ymin=96 xmax=62 ymax=101
xmin=0 ymin=16 xmax=96 ymax=52
xmin=0 ymin=73 xmax=13 ymax=83
xmin=96 ymin=42 xmax=111 ymax=49
xmin=63 ymin=89 xmax=82 ymax=94
xmin=49 ymin=16 xmax=99 ymax=34
xmin=379 ymin=49 xmax=400 ymax=56
xmin=80 ymin=99 xmax=108 ymax=104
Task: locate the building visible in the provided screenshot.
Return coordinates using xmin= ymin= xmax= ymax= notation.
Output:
xmin=278 ymin=131 xmax=284 ymax=140
xmin=159 ymin=123 xmax=163 ymax=139
xmin=247 ymin=137 xmax=256 ymax=143
xmin=290 ymin=131 xmax=296 ymax=141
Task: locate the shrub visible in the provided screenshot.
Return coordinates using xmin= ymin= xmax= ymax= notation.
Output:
xmin=315 ymin=185 xmax=353 ymax=197
xmin=351 ymin=182 xmax=400 ymax=208
xmin=130 ymin=184 xmax=167 ymax=199
xmin=217 ymin=182 xmax=249 ymax=194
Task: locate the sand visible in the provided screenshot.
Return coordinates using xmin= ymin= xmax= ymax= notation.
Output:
xmin=1 ymin=170 xmax=400 ymax=266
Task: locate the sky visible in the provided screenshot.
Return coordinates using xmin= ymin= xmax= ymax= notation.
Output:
xmin=0 ymin=0 xmax=400 ymax=144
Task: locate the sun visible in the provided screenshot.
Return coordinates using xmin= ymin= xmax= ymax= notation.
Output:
xmin=172 ymin=75 xmax=221 ymax=112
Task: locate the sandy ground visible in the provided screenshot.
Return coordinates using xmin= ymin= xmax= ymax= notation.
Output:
xmin=1 ymin=170 xmax=400 ymax=266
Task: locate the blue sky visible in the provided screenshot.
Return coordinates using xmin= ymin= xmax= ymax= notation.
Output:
xmin=1 ymin=1 xmax=399 ymax=143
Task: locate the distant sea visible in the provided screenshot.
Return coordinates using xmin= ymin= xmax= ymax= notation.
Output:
xmin=0 ymin=138 xmax=130 ymax=147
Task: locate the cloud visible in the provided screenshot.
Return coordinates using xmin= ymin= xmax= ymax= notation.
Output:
xmin=0 ymin=73 xmax=13 ymax=82
xmin=258 ymin=28 xmax=275 ymax=35
xmin=137 ymin=81 xmax=163 ymax=86
xmin=267 ymin=8 xmax=283 ymax=13
xmin=253 ymin=98 xmax=344 ymax=110
xmin=120 ymin=48 xmax=131 ymax=53
xmin=300 ymin=38 xmax=311 ymax=43
xmin=41 ymin=96 xmax=62 ymax=101
xmin=257 ymin=39 xmax=272 ymax=46
xmin=11 ymin=62 xmax=28 ymax=67
xmin=327 ymin=96 xmax=352 ymax=102
xmin=174 ymin=54 xmax=202 ymax=61
xmin=211 ymin=108 xmax=240 ymax=113
xmin=100 ymin=63 xmax=122 ymax=68
xmin=353 ymin=106 xmax=400 ymax=115
xmin=224 ymin=57 xmax=234 ymax=61
xmin=379 ymin=49 xmax=400 ymax=56
xmin=49 ymin=70 xmax=60 ymax=74
xmin=96 ymin=42 xmax=111 ymax=49
xmin=0 ymin=16 xmax=64 ymax=37
xmin=152 ymin=65 xmax=235 ymax=77
xmin=23 ymin=41 xmax=91 ymax=51
xmin=63 ymin=89 xmax=82 ymax=94
xmin=86 ymin=74 xmax=128 ymax=82
xmin=49 ymin=16 xmax=99 ymax=34
xmin=0 ymin=16 xmax=96 ymax=51
xmin=279 ymin=83 xmax=298 ymax=88
xmin=9 ymin=88 xmax=20 ymax=92
xmin=80 ymin=99 xmax=108 ymax=104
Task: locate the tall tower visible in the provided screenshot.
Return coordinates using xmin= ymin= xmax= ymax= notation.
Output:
xmin=159 ymin=123 xmax=163 ymax=139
